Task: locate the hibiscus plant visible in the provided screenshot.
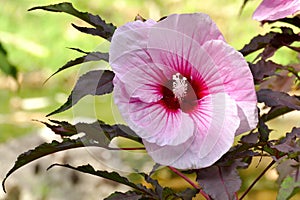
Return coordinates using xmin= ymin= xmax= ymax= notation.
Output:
xmin=2 ymin=1 xmax=300 ymax=200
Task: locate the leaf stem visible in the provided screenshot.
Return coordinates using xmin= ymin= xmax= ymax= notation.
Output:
xmin=239 ymin=160 xmax=275 ymax=200
xmin=168 ymin=166 xmax=211 ymax=200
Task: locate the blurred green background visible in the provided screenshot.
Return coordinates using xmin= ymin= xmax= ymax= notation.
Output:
xmin=1 ymin=0 xmax=300 ymax=199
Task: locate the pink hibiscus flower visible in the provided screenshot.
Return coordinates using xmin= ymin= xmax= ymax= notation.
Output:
xmin=109 ymin=13 xmax=258 ymax=169
xmin=253 ymin=0 xmax=300 ymax=21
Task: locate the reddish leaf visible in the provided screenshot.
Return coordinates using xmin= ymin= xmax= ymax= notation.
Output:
xmin=47 ymin=70 xmax=114 ymax=116
xmin=257 ymin=89 xmax=300 ymax=110
xmin=249 ymin=60 xmax=283 ymax=83
xmin=196 ymin=162 xmax=241 ymax=200
xmin=29 ymin=2 xmax=116 ymax=41
xmin=272 ymin=128 xmax=300 ymax=153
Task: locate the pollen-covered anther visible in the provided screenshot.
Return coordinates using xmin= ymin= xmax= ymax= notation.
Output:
xmin=172 ymin=73 xmax=188 ymax=101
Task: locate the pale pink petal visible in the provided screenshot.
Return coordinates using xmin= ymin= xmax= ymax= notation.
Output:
xmin=109 ymin=19 xmax=156 ymax=76
xmin=253 ymin=0 xmax=300 ymax=21
xmin=148 ymin=34 xmax=225 ymax=95
xmin=144 ymin=93 xmax=239 ymax=169
xmin=117 ymin=62 xmax=167 ymax=103
xmin=150 ymin=13 xmax=224 ymax=46
xmin=202 ymin=40 xmax=258 ymax=134
xmin=114 ymin=78 xmax=194 ymax=146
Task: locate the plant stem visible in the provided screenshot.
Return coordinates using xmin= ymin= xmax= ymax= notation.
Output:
xmin=168 ymin=166 xmax=211 ymax=200
xmin=239 ymin=160 xmax=275 ymax=200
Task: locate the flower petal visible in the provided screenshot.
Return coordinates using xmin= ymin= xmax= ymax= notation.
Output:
xmin=252 ymin=0 xmax=300 ymax=21
xmin=109 ymin=19 xmax=156 ymax=76
xmin=202 ymin=40 xmax=258 ymax=134
xmin=144 ymin=93 xmax=239 ymax=169
xmin=113 ymin=77 xmax=194 ymax=146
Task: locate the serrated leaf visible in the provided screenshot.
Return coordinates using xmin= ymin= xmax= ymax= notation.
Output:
xmin=177 ymin=188 xmax=198 ymax=200
xmin=2 ymin=120 xmax=141 ymax=192
xmin=261 ymin=106 xmax=294 ymax=122
xmin=267 ymin=15 xmax=300 ymax=28
xmin=261 ymin=27 xmax=300 ymax=60
xmin=277 ymin=159 xmax=300 ymax=184
xmin=0 ymin=43 xmax=18 ymax=80
xmin=105 ymin=191 xmax=143 ymax=200
xmin=46 ymin=51 xmax=109 ymax=81
xmin=239 ymin=32 xmax=277 ymax=56
xmin=258 ymin=119 xmax=271 ymax=142
xmin=2 ymin=138 xmax=91 ymax=192
xmin=48 ymin=164 xmax=155 ymax=196
xmin=257 ymin=89 xmax=300 ymax=110
xmin=240 ymin=28 xmax=300 ymax=59
xmin=36 ymin=120 xmax=77 ymax=138
xmin=72 ymin=23 xmax=112 ymax=38
xmin=277 ymin=176 xmax=300 ymax=200
xmin=196 ymin=162 xmax=241 ymax=200
xmin=241 ymin=132 xmax=259 ymax=144
xmin=249 ymin=60 xmax=283 ymax=83
xmin=29 ymin=2 xmax=116 ymax=41
xmin=47 ymin=70 xmax=114 ymax=116
xmin=40 ymin=119 xmax=141 ymax=142
xmin=272 ymin=128 xmax=300 ymax=153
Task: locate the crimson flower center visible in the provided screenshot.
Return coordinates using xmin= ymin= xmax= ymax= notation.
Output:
xmin=160 ymin=73 xmax=201 ymax=113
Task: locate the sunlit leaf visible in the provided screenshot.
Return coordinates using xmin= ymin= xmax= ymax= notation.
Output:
xmin=29 ymin=2 xmax=116 ymax=41
xmin=277 ymin=176 xmax=300 ymax=200
xmin=196 ymin=162 xmax=241 ymax=200
xmin=47 ymin=70 xmax=114 ymax=116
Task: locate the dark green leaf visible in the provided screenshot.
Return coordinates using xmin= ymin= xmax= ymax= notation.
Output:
xmin=262 ymin=106 xmax=294 ymax=122
xmin=48 ymin=164 xmax=154 ymax=196
xmin=177 ymin=188 xmax=198 ymax=200
xmin=277 ymin=176 xmax=300 ymax=200
xmin=0 ymin=43 xmax=18 ymax=80
xmin=46 ymin=51 xmax=109 ymax=81
xmin=258 ymin=119 xmax=271 ymax=142
xmin=196 ymin=162 xmax=241 ymax=200
xmin=105 ymin=191 xmax=143 ymax=200
xmin=47 ymin=70 xmax=114 ymax=116
xmin=257 ymin=89 xmax=300 ymax=110
xmin=29 ymin=2 xmax=116 ymax=41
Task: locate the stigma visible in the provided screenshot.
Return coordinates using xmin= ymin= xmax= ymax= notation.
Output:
xmin=172 ymin=73 xmax=188 ymax=101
